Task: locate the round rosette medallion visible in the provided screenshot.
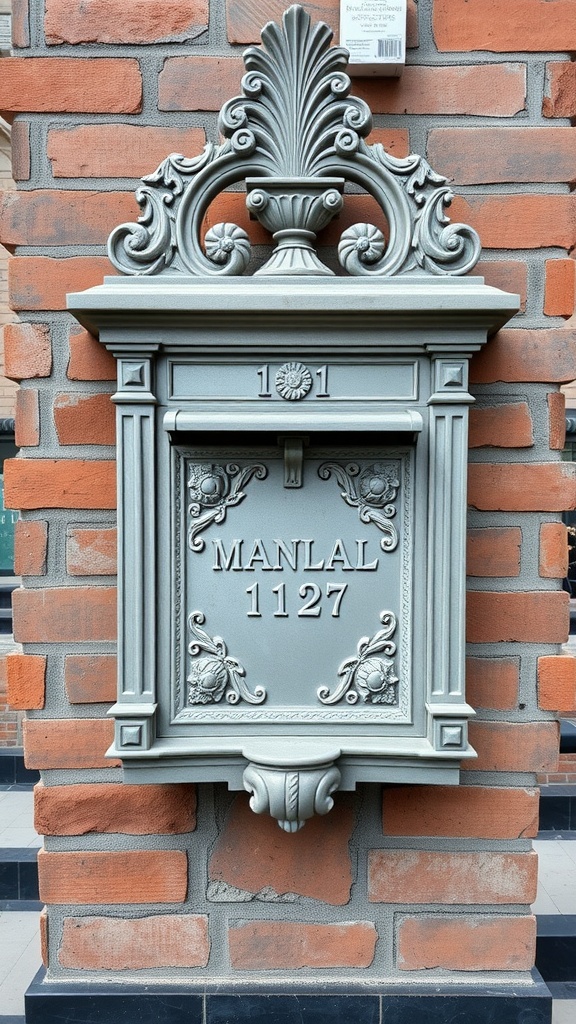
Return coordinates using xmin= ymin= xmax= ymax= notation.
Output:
xmin=187 ymin=657 xmax=229 ymax=704
xmin=188 ymin=464 xmax=229 ymax=508
xmin=275 ymin=362 xmax=312 ymax=401
xmin=358 ymin=463 xmax=400 ymax=507
xmin=354 ymin=656 xmax=399 ymax=704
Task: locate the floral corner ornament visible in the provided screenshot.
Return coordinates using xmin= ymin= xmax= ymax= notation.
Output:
xmin=187 ymin=612 xmax=267 ymax=705
xmin=317 ymin=611 xmax=399 ymax=705
xmin=187 ymin=462 xmax=267 ymax=552
xmin=318 ymin=461 xmax=400 ymax=552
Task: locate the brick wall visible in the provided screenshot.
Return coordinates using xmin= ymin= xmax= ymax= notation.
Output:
xmin=0 ymin=0 xmax=575 ymax=985
xmin=0 ymin=128 xmax=18 ymax=417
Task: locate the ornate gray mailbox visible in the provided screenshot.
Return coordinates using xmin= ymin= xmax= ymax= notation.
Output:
xmin=68 ymin=6 xmax=518 ymax=830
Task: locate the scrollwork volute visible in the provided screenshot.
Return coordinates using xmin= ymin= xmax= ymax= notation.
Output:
xmin=107 ymin=4 xmax=481 ymax=279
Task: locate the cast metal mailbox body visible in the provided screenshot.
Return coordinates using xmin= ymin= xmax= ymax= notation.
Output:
xmin=68 ymin=7 xmax=518 ymax=829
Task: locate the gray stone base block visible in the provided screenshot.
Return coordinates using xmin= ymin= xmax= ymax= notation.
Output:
xmin=25 ymin=969 xmax=552 ymax=1024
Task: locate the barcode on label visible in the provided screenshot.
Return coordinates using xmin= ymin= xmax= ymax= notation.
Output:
xmin=377 ymin=37 xmax=402 ymax=58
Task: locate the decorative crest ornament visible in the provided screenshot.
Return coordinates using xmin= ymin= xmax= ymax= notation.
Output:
xmin=187 ymin=611 xmax=267 ymax=705
xmin=107 ymin=5 xmax=481 ymax=279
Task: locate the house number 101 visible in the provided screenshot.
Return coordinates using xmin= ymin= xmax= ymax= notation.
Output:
xmin=257 ymin=364 xmax=330 ymax=398
xmin=246 ymin=582 xmax=347 ymax=618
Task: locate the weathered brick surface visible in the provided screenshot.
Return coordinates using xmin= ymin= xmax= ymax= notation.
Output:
xmin=475 ymin=261 xmax=527 ymax=311
xmin=11 ymin=0 xmax=30 ymax=47
xmin=369 ymin=850 xmax=537 ymax=904
xmin=450 ymin=195 xmax=576 ymax=250
xmin=66 ymin=528 xmax=117 ymax=576
xmin=398 ymin=916 xmax=536 ymax=972
xmin=40 ymin=909 xmax=48 ymax=968
xmin=38 ymin=849 xmax=188 ymax=904
xmin=468 ymin=464 xmax=576 ymax=512
xmin=548 ymin=392 xmax=567 ymax=451
xmin=382 ymin=786 xmax=538 ymax=840
xmin=0 ymin=58 xmax=142 ymax=115
xmin=538 ymin=656 xmax=576 ymax=712
xmin=6 ymin=653 xmax=45 ymax=710
xmin=48 ymin=125 xmax=206 ymax=178
xmin=64 ymin=654 xmax=116 ymax=703
xmin=35 ymin=781 xmax=197 ymax=835
xmin=544 ymin=62 xmax=576 ymax=119
xmin=433 ymin=0 xmax=576 ymax=52
xmin=544 ymin=260 xmax=576 ymax=318
xmin=23 ymin=718 xmax=119 ymax=769
xmin=466 ymin=657 xmax=519 ymax=711
xmin=15 ymin=388 xmax=39 ymax=447
xmin=54 ymin=393 xmax=115 ymax=446
xmin=14 ymin=520 xmax=47 ymax=576
xmin=228 ymin=921 xmax=377 ymax=970
xmin=466 ymin=528 xmax=521 ymax=578
xmin=468 ymin=403 xmax=532 ymax=448
xmin=539 ymin=523 xmax=568 ymax=578
xmin=0 ymin=191 xmax=137 ymax=249
xmin=3 ymin=323 xmax=51 ymax=381
xmin=9 ymin=256 xmax=114 ymax=311
xmin=467 ymin=591 xmax=569 ymax=644
xmin=13 ymin=587 xmax=116 ymax=643
xmin=428 ymin=128 xmax=576 ymax=184
xmin=45 ymin=0 xmax=208 ymax=45
xmin=467 ymin=721 xmax=559 ymax=773
xmin=11 ymin=121 xmax=31 ymax=180
xmin=209 ymin=793 xmax=354 ymax=905
xmin=470 ymin=329 xmax=576 ymax=384
xmin=4 ymin=459 xmax=116 ymax=510
xmin=59 ymin=914 xmax=209 ymax=969
xmin=67 ymin=328 xmax=116 ymax=382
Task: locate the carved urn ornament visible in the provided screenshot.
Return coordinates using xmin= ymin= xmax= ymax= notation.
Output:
xmin=108 ymin=4 xmax=480 ymax=281
xmin=68 ymin=6 xmax=519 ymax=831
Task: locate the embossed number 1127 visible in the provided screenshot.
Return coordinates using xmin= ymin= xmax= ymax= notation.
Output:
xmin=245 ymin=582 xmax=347 ymax=618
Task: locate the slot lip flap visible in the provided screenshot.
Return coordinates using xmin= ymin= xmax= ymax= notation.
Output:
xmin=163 ymin=406 xmax=424 ymax=434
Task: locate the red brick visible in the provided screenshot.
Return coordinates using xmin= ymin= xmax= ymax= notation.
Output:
xmin=475 ymin=261 xmax=527 ymax=312
xmin=54 ymin=393 xmax=115 ymax=446
xmin=398 ymin=915 xmax=536 ymax=972
xmin=433 ymin=0 xmax=576 ymax=52
xmin=544 ymin=62 xmax=576 ymax=119
xmin=59 ymin=914 xmax=209 ymax=969
xmin=467 ymin=591 xmax=568 ymax=644
xmin=68 ymin=328 xmax=116 ymax=382
xmin=210 ymin=792 xmax=354 ymax=905
xmin=34 ymin=781 xmax=197 ymax=835
xmin=13 ymin=587 xmax=116 ymax=643
xmin=6 ymin=653 xmax=45 ymax=710
xmin=11 ymin=0 xmax=29 ymax=47
xmin=159 ymin=59 xmax=525 ymax=117
xmin=225 ymin=0 xmax=419 ymax=47
xmin=428 ymin=128 xmax=576 ymax=184
xmin=466 ymin=657 xmax=519 ymax=711
xmin=38 ymin=849 xmax=187 ymax=905
xmin=40 ymin=909 xmax=48 ymax=968
xmin=466 ymin=528 xmax=521 ymax=578
xmin=15 ymin=389 xmax=39 ymax=447
xmin=468 ymin=463 xmax=576 ymax=512
xmin=3 ymin=323 xmax=51 ymax=381
xmin=540 ymin=522 xmax=568 ymax=578
xmin=228 ymin=921 xmax=377 ymax=970
xmin=11 ymin=121 xmax=30 ymax=180
xmin=538 ymin=656 xmax=576 ymax=712
xmin=548 ymin=392 xmax=567 ymax=450
xmin=0 ymin=58 xmax=142 ymax=118
xmin=9 ymin=257 xmax=114 ymax=311
xmin=545 ymin=260 xmax=576 ymax=317
xmin=468 ymin=403 xmax=532 ymax=448
xmin=450 ymin=194 xmax=576 ymax=250
xmin=66 ymin=528 xmax=117 ymax=576
xmin=369 ymin=850 xmax=537 ymax=904
xmin=47 ymin=124 xmax=206 ymax=179
xmin=24 ymin=718 xmax=119 ymax=770
xmin=382 ymin=786 xmax=538 ymax=840
xmin=45 ymin=0 xmax=207 ymax=44
xmin=4 ymin=459 xmax=116 ymax=510
xmin=366 ymin=128 xmax=410 ymax=158
xmin=352 ymin=65 xmax=525 ymax=117
xmin=0 ymin=190 xmax=137 ymax=249
xmin=14 ymin=520 xmax=47 ymax=576
xmin=470 ymin=328 xmax=576 ymax=384
xmin=467 ymin=721 xmax=559 ymax=773
xmin=64 ymin=654 xmax=116 ymax=704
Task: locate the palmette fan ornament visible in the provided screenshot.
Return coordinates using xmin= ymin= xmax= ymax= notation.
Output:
xmin=107 ymin=5 xmax=480 ymax=278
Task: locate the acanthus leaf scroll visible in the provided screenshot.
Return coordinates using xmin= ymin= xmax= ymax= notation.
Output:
xmin=317 ymin=611 xmax=399 ymax=706
xmin=188 ymin=611 xmax=267 ymax=705
xmin=188 ymin=462 xmax=267 ymax=553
